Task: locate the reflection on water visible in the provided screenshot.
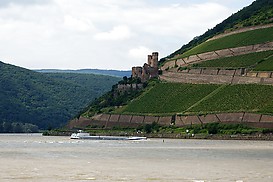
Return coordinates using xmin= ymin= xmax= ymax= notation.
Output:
xmin=0 ymin=134 xmax=273 ymax=182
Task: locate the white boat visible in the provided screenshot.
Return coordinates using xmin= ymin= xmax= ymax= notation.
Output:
xmin=70 ymin=131 xmax=147 ymax=140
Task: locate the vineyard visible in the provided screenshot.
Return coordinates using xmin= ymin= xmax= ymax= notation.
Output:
xmin=120 ymin=83 xmax=273 ymax=116
xmin=187 ymin=84 xmax=273 ymax=115
xmin=177 ymin=26 xmax=273 ymax=58
xmin=121 ymin=83 xmax=219 ymax=115
xmin=193 ymin=50 xmax=273 ymax=69
xmin=253 ymin=55 xmax=273 ymax=71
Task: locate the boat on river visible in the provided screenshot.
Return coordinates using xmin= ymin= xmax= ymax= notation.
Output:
xmin=70 ymin=131 xmax=147 ymax=140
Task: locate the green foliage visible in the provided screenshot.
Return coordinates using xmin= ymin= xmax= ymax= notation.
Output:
xmin=136 ymin=122 xmax=264 ymax=135
xmin=81 ymin=82 xmax=146 ymax=117
xmin=136 ymin=122 xmax=164 ymax=134
xmin=0 ymin=61 xmax=120 ymax=129
xmin=186 ymin=123 xmax=261 ymax=135
xmin=193 ymin=50 xmax=273 ymax=69
xmin=235 ymin=4 xmax=273 ymax=28
xmin=122 ymin=83 xmax=220 ymax=114
xmin=0 ymin=121 xmax=38 ymax=133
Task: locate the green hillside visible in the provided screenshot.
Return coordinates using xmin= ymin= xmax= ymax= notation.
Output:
xmin=179 ymin=26 xmax=273 ymax=58
xmin=121 ymin=83 xmax=219 ymax=115
xmin=0 ymin=61 xmax=120 ymax=131
xmin=164 ymin=0 xmax=273 ymax=62
xmin=119 ymin=83 xmax=273 ymax=116
xmin=191 ymin=50 xmax=273 ymax=69
xmin=75 ymin=0 xmax=273 ymax=131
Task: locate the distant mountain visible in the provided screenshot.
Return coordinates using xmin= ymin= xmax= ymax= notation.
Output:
xmin=0 ymin=61 xmax=120 ymax=131
xmin=35 ymin=69 xmax=131 ymax=78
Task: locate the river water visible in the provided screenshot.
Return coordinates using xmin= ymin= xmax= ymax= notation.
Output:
xmin=0 ymin=134 xmax=273 ymax=182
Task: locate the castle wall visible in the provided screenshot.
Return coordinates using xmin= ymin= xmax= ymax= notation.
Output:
xmin=117 ymin=84 xmax=143 ymax=92
xmin=132 ymin=67 xmax=142 ymax=78
xmin=151 ymin=52 xmax=159 ymax=68
xmin=132 ymin=52 xmax=159 ymax=82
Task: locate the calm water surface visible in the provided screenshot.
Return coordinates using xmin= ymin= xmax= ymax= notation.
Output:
xmin=0 ymin=134 xmax=273 ymax=182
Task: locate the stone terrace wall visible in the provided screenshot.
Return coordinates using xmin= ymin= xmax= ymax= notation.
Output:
xmin=68 ymin=112 xmax=273 ymax=129
xmin=160 ymin=69 xmax=273 ymax=85
xmin=161 ymin=41 xmax=273 ymax=70
xmin=208 ymin=23 xmax=273 ymax=41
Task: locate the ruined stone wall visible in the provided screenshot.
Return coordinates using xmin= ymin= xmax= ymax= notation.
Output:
xmin=161 ymin=41 xmax=273 ymax=70
xmin=68 ymin=112 xmax=273 ymax=129
xmin=132 ymin=67 xmax=142 ymax=78
xmin=117 ymin=84 xmax=143 ymax=92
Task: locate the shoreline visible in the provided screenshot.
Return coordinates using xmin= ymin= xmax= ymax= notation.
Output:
xmin=43 ymin=130 xmax=273 ymax=141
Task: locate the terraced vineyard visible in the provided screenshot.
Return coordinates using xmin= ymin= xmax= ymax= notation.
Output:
xmin=187 ymin=84 xmax=273 ymax=115
xmin=253 ymin=55 xmax=273 ymax=71
xmin=120 ymin=83 xmax=273 ymax=116
xmin=178 ymin=26 xmax=273 ymax=58
xmin=193 ymin=50 xmax=273 ymax=69
xmin=121 ymin=83 xmax=219 ymax=115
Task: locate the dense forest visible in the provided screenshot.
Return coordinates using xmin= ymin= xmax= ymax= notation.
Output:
xmin=0 ymin=61 xmax=121 ymax=131
xmin=162 ymin=0 xmax=273 ymax=63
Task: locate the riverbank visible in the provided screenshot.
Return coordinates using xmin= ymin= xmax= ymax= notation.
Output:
xmin=43 ymin=129 xmax=273 ymax=141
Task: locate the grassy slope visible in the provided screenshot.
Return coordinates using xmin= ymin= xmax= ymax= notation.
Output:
xmin=192 ymin=50 xmax=273 ymax=69
xmin=119 ymin=83 xmax=273 ymax=116
xmin=178 ymin=26 xmax=273 ymax=58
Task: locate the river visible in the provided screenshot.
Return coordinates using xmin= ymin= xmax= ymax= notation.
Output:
xmin=0 ymin=134 xmax=273 ymax=182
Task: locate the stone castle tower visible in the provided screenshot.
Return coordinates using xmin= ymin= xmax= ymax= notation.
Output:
xmin=132 ymin=52 xmax=159 ymax=82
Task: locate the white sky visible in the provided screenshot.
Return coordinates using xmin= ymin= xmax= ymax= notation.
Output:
xmin=0 ymin=0 xmax=254 ymax=70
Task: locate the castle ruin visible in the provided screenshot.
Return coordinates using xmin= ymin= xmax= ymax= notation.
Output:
xmin=132 ymin=52 xmax=159 ymax=82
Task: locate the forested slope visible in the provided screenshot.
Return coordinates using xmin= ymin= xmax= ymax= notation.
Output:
xmin=0 ymin=61 xmax=120 ymax=131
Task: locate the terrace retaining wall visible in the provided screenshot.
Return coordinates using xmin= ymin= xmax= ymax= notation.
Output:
xmin=160 ymin=69 xmax=273 ymax=85
xmin=161 ymin=41 xmax=273 ymax=70
xmin=68 ymin=112 xmax=273 ymax=129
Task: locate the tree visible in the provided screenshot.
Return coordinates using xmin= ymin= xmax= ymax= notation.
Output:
xmin=0 ymin=122 xmax=3 ymax=133
xmin=3 ymin=122 xmax=12 ymax=133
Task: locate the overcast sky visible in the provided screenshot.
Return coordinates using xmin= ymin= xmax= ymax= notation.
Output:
xmin=0 ymin=0 xmax=254 ymax=70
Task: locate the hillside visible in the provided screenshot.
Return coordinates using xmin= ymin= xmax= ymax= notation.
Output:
xmin=70 ymin=0 xmax=273 ymax=132
xmin=0 ymin=61 xmax=120 ymax=131
xmin=163 ymin=0 xmax=273 ymax=62
xmin=36 ymin=69 xmax=131 ymax=78
xmin=120 ymin=83 xmax=273 ymax=116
